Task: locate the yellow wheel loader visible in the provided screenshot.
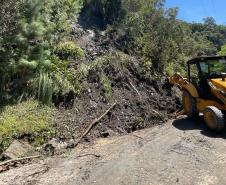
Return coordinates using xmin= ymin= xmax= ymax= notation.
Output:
xmin=169 ymin=56 xmax=226 ymax=131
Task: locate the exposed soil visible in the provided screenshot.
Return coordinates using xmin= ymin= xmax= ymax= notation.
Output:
xmin=1 ymin=117 xmax=226 ymax=185
xmin=52 ymin=26 xmax=181 ymax=143
xmin=0 ymin=24 xmax=181 ymax=171
xmin=0 ymin=22 xmax=182 ymax=164
xmin=53 ymin=59 xmax=181 ymax=143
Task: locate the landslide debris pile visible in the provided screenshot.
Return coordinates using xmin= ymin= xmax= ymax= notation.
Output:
xmin=54 ymin=27 xmax=181 ymax=141
xmin=0 ymin=26 xmax=181 ymax=164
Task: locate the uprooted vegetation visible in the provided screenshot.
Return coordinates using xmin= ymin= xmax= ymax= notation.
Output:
xmin=1 ymin=0 xmax=226 ymax=159
xmin=53 ymin=52 xmax=181 ymax=141
xmin=0 ymin=51 xmax=181 ymax=157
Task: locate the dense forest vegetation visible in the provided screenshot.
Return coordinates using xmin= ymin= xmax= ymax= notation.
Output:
xmin=1 ymin=0 xmax=226 ymax=151
xmin=1 ymin=0 xmax=226 ymax=105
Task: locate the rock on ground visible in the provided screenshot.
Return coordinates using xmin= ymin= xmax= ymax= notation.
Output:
xmin=1 ymin=117 xmax=226 ymax=185
xmin=3 ymin=140 xmax=37 ymax=159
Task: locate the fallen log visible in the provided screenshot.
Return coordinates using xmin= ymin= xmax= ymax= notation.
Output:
xmin=69 ymin=102 xmax=117 ymax=148
xmin=0 ymin=155 xmax=41 ymax=167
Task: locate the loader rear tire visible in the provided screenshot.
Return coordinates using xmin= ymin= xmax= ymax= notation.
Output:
xmin=203 ymin=106 xmax=225 ymax=132
xmin=182 ymin=91 xmax=199 ymax=118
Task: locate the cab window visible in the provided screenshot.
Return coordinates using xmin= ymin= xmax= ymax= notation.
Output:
xmin=189 ymin=63 xmax=199 ymax=84
xmin=199 ymin=58 xmax=226 ymax=78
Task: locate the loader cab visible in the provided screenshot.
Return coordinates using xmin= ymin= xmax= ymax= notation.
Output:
xmin=187 ymin=56 xmax=226 ymax=98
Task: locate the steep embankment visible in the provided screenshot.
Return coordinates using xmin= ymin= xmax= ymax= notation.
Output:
xmin=1 ymin=117 xmax=226 ymax=185
xmin=0 ymin=24 xmax=181 ymax=160
xmin=52 ymin=26 xmax=181 ymax=142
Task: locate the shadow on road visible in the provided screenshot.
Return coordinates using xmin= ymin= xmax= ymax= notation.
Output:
xmin=172 ymin=116 xmax=226 ymax=139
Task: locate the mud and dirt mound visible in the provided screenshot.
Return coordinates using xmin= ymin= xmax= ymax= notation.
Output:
xmin=53 ymin=52 xmax=181 ymax=142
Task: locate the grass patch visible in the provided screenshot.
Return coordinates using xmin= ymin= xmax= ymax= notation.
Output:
xmin=0 ymin=100 xmax=55 ymax=152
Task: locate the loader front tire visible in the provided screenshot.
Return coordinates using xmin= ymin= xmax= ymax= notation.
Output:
xmin=182 ymin=91 xmax=199 ymax=118
xmin=203 ymin=106 xmax=225 ymax=132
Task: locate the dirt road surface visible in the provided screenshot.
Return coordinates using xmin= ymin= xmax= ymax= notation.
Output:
xmin=1 ymin=116 xmax=226 ymax=185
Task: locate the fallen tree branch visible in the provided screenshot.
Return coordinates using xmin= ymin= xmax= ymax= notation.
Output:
xmin=116 ymin=127 xmax=126 ymax=134
xmin=76 ymin=154 xmax=101 ymax=158
xmin=70 ymin=103 xmax=117 ymax=148
xmin=151 ymin=109 xmax=161 ymax=115
xmin=0 ymin=155 xmax=41 ymax=167
xmin=151 ymin=109 xmax=165 ymax=121
xmin=174 ymin=109 xmax=185 ymax=118
xmin=131 ymin=134 xmax=144 ymax=140
xmin=127 ymin=78 xmax=141 ymax=97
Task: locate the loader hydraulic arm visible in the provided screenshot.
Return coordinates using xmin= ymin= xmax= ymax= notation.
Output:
xmin=168 ymin=73 xmax=189 ymax=90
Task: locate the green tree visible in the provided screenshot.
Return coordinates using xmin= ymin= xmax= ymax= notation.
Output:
xmin=190 ymin=17 xmax=226 ymax=52
xmin=0 ymin=0 xmax=83 ymax=103
xmin=218 ymin=44 xmax=226 ymax=55
xmin=113 ymin=0 xmax=217 ymax=73
xmin=118 ymin=0 xmax=184 ymax=70
xmin=81 ymin=0 xmax=124 ymax=28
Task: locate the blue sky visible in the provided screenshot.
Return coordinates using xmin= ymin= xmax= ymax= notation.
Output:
xmin=165 ymin=0 xmax=226 ymax=25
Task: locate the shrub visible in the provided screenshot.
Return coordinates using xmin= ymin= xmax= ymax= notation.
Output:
xmin=0 ymin=100 xmax=55 ymax=151
xmin=218 ymin=44 xmax=226 ymax=55
xmin=0 ymin=0 xmax=83 ymax=103
xmin=55 ymin=41 xmax=84 ymax=60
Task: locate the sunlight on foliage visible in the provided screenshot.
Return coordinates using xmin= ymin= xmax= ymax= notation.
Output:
xmin=0 ymin=100 xmax=55 ymax=150
xmin=55 ymin=41 xmax=84 ymax=60
xmin=218 ymin=44 xmax=226 ymax=56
